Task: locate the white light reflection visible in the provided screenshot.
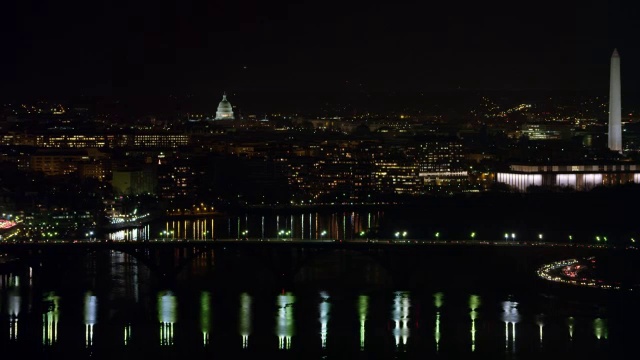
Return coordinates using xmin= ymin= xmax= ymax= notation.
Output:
xmin=434 ymin=292 xmax=443 ymax=352
xmin=158 ymin=291 xmax=177 ymax=346
xmin=536 ymin=314 xmax=544 ymax=346
xmin=84 ymin=292 xmax=98 ymax=347
xmin=469 ymin=295 xmax=480 ymax=352
xmin=200 ymin=291 xmax=210 ymax=346
xmin=567 ymin=316 xmax=575 ymax=340
xmin=239 ymin=292 xmax=252 ymax=348
xmin=392 ymin=291 xmax=411 ymax=350
xmin=501 ymin=300 xmax=520 ymax=352
xmin=43 ymin=292 xmax=59 ymax=346
xmin=8 ymin=275 xmax=20 ymax=341
xmin=319 ymin=291 xmax=330 ymax=349
xmin=358 ymin=295 xmax=368 ymax=351
xmin=276 ymin=292 xmax=295 ymax=350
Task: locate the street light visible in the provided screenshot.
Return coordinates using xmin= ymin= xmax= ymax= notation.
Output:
xmin=435 ymin=232 xmax=440 ymax=240
xmin=538 ymin=234 xmax=543 ymax=241
xmin=471 ymin=232 xmax=476 ymax=240
xmin=395 ymin=232 xmax=400 ymax=239
xmin=504 ymin=233 xmax=509 ymax=242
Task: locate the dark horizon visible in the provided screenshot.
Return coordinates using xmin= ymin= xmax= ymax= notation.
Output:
xmin=2 ymin=88 xmax=634 ymax=119
xmin=1 ymin=0 xmax=639 ymax=111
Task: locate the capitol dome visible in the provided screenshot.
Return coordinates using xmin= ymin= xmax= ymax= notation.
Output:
xmin=215 ymin=92 xmax=235 ymax=120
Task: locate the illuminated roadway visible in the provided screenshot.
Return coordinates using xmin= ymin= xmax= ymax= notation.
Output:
xmin=0 ymin=238 xmax=624 ymax=251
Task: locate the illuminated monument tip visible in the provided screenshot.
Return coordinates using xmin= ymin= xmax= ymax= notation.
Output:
xmin=215 ymin=92 xmax=235 ymax=120
xmin=608 ymin=48 xmax=622 ymax=152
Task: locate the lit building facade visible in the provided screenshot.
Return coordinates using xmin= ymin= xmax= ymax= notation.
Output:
xmin=496 ymin=163 xmax=640 ymax=191
xmin=0 ymin=133 xmax=190 ymax=148
xmin=215 ymin=93 xmax=235 ymax=120
xmin=418 ymin=138 xmax=468 ymax=193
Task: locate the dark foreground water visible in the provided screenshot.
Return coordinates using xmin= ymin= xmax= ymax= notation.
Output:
xmin=0 ymin=246 xmax=637 ymax=360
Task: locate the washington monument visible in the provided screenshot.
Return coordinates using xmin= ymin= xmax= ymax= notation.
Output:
xmin=608 ymin=48 xmax=622 ymax=152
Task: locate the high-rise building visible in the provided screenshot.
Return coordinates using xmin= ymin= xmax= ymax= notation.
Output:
xmin=418 ymin=137 xmax=468 ymax=193
xmin=215 ymin=92 xmax=235 ymax=120
xmin=608 ymin=49 xmax=622 ymax=152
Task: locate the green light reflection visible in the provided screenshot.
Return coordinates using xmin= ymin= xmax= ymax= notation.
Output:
xmin=239 ymin=292 xmax=252 ymax=348
xmin=434 ymin=292 xmax=443 ymax=352
xmin=124 ymin=324 xmax=131 ymax=346
xmin=358 ymin=295 xmax=368 ymax=351
xmin=43 ymin=292 xmax=59 ymax=346
xmin=593 ymin=318 xmax=608 ymax=340
xmin=469 ymin=294 xmax=480 ymax=352
xmin=434 ymin=292 xmax=444 ymax=309
xmin=200 ymin=291 xmax=210 ymax=345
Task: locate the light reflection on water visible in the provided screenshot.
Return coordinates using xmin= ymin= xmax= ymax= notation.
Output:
xmin=239 ymin=292 xmax=252 ymax=348
xmin=158 ymin=290 xmax=176 ymax=346
xmin=109 ymin=211 xmax=383 ymax=241
xmin=84 ymin=291 xmax=97 ymax=347
xmin=276 ymin=292 xmax=295 ymax=350
xmin=0 ymin=250 xmax=626 ymax=358
xmin=319 ymin=291 xmax=330 ymax=349
xmin=358 ymin=295 xmax=368 ymax=351
xmin=501 ymin=300 xmax=520 ymax=352
xmin=391 ymin=291 xmax=411 ymax=349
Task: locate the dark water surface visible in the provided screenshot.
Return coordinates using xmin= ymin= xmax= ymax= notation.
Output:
xmin=3 ymin=210 xmax=639 ymax=359
xmin=1 ymin=246 xmax=637 ymax=360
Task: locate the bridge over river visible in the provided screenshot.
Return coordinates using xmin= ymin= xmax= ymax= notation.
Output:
xmin=0 ymin=238 xmax=634 ymax=291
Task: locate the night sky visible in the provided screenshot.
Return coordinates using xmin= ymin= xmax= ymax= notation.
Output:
xmin=1 ymin=0 xmax=639 ymax=108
